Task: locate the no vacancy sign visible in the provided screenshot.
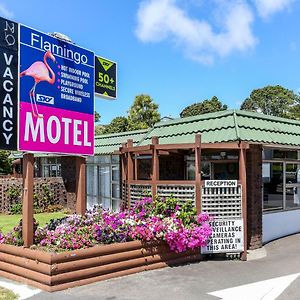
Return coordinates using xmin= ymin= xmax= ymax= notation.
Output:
xmin=0 ymin=16 xmax=19 ymax=150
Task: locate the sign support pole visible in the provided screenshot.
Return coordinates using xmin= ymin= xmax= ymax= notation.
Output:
xmin=22 ymin=153 xmax=34 ymax=247
xmin=76 ymin=156 xmax=86 ymax=215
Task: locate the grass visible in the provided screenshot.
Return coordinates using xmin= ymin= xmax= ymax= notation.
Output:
xmin=0 ymin=212 xmax=66 ymax=234
xmin=0 ymin=287 xmax=18 ymax=300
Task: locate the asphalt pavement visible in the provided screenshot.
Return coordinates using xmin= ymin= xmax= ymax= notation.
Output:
xmin=5 ymin=233 xmax=300 ymax=300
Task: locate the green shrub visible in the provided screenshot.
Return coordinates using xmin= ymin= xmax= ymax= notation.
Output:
xmin=9 ymin=203 xmax=22 ymax=215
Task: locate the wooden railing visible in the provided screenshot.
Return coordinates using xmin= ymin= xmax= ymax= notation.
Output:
xmin=122 ymin=181 xmax=196 ymax=206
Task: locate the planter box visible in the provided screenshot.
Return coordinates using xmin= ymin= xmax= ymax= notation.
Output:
xmin=0 ymin=241 xmax=202 ymax=292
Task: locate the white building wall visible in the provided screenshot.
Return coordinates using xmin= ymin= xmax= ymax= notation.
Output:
xmin=263 ymin=210 xmax=300 ymax=243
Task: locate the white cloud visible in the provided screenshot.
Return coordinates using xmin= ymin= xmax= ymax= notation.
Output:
xmin=253 ymin=0 xmax=294 ymax=18
xmin=0 ymin=3 xmax=14 ymax=19
xmin=136 ymin=0 xmax=256 ymax=64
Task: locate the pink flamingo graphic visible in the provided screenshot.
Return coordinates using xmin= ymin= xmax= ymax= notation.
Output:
xmin=20 ymin=51 xmax=56 ymax=118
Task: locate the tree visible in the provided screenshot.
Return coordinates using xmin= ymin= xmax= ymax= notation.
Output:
xmin=103 ymin=116 xmax=129 ymax=134
xmin=289 ymin=98 xmax=300 ymax=120
xmin=0 ymin=151 xmax=12 ymax=174
xmin=127 ymin=94 xmax=161 ymax=130
xmin=240 ymin=85 xmax=300 ymax=119
xmin=95 ymin=124 xmax=106 ymax=135
xmin=180 ymin=96 xmax=228 ymax=118
xmin=94 ymin=111 xmax=101 ymax=123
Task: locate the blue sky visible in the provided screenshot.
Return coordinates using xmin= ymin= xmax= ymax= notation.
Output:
xmin=1 ymin=0 xmax=300 ymax=124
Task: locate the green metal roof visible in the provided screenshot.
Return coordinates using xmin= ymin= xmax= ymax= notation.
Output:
xmin=94 ymin=129 xmax=148 ymax=154
xmin=138 ymin=110 xmax=300 ymax=147
xmin=10 ymin=110 xmax=300 ymax=157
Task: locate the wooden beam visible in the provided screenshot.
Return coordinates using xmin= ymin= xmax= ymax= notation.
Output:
xmin=22 ymin=153 xmax=34 ymax=247
xmin=76 ymin=157 xmax=86 ymax=216
xmin=194 ymin=134 xmax=201 ymax=214
xmin=202 ymin=142 xmax=249 ymax=149
xmin=151 ymin=137 xmax=159 ymax=197
xmin=239 ymin=142 xmax=248 ymax=261
xmin=156 ymin=143 xmax=195 ymax=150
xmin=128 ymin=180 xmax=196 ymax=185
xmin=120 ymin=145 xmax=151 ymax=153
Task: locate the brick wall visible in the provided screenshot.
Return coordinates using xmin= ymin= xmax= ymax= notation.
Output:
xmin=246 ymin=144 xmax=263 ymax=250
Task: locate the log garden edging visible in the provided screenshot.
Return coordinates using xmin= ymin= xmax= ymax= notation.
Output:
xmin=0 ymin=241 xmax=202 ymax=291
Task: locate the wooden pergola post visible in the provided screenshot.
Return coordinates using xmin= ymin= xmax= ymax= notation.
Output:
xmin=120 ymin=143 xmax=127 ymax=207
xmin=195 ymin=134 xmax=202 ymax=214
xmin=239 ymin=142 xmax=248 ymax=261
xmin=76 ymin=156 xmax=86 ymax=215
xmin=22 ymin=153 xmax=34 ymax=247
xmin=127 ymin=139 xmax=134 ymax=207
xmin=121 ymin=143 xmax=127 ymax=182
xmin=151 ymin=137 xmax=159 ymax=198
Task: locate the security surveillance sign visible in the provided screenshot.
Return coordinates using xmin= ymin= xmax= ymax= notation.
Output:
xmin=202 ymin=219 xmax=244 ymax=254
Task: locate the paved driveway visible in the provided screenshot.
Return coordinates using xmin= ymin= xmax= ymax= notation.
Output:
xmin=5 ymin=234 xmax=300 ymax=300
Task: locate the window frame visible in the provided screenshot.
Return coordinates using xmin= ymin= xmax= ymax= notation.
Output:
xmin=262 ymin=148 xmax=300 ymax=213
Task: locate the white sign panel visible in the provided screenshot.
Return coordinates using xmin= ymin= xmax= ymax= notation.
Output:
xmin=202 ymin=219 xmax=244 ymax=254
xmin=204 ymin=180 xmax=237 ymax=188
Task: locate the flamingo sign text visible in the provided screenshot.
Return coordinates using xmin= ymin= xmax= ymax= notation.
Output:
xmin=18 ymin=25 xmax=95 ymax=155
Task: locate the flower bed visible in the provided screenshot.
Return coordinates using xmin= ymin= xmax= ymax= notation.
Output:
xmin=0 ymin=197 xmax=212 ymax=291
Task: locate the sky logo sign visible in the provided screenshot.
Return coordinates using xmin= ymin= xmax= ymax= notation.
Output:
xmin=36 ymin=94 xmax=54 ymax=105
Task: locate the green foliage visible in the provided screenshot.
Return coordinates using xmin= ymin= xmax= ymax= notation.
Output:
xmin=178 ymin=201 xmax=197 ymax=226
xmin=95 ymin=124 xmax=106 ymax=135
xmin=240 ymin=85 xmax=300 ymax=119
xmin=7 ymin=185 xmax=21 ymax=200
xmin=0 ymin=287 xmax=18 ymax=300
xmin=9 ymin=203 xmax=23 ymax=215
xmin=180 ymin=96 xmax=227 ymax=118
xmin=43 ymin=204 xmax=64 ymax=213
xmin=0 ymin=151 xmax=12 ymax=175
xmin=103 ymin=116 xmax=129 ymax=134
xmin=128 ymin=94 xmax=161 ymax=130
xmin=94 ymin=111 xmax=101 ymax=122
xmin=34 ymin=184 xmax=54 ymax=212
xmin=287 ymin=97 xmax=300 ymax=120
xmin=152 ymin=197 xmax=197 ymax=226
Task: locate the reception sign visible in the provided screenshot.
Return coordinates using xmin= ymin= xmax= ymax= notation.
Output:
xmin=0 ymin=16 xmax=19 ymax=150
xmin=18 ymin=25 xmax=95 ymax=155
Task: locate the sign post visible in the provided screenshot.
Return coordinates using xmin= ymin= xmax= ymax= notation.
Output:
xmin=22 ymin=153 xmax=34 ymax=247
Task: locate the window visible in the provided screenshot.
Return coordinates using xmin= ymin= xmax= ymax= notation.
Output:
xmin=263 ymin=148 xmax=300 ymax=212
xmin=263 ymin=162 xmax=283 ymax=211
xmin=86 ymin=155 xmax=121 ymax=211
xmin=40 ymin=157 xmax=61 ymax=177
